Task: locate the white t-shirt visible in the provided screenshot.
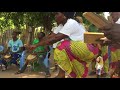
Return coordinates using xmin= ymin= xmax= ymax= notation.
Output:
xmin=103 ymin=12 xmax=110 ymax=20
xmin=59 ymin=19 xmax=86 ymax=41
xmin=52 ymin=24 xmax=63 ymax=48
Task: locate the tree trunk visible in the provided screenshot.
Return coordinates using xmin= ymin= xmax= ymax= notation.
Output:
xmin=43 ymin=15 xmax=52 ymax=35
xmin=26 ymin=26 xmax=35 ymax=45
xmin=32 ymin=27 xmax=35 ymax=43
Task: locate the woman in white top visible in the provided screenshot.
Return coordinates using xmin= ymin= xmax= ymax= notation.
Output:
xmin=29 ymin=12 xmax=100 ymax=78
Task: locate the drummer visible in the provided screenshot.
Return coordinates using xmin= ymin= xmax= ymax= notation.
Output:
xmin=0 ymin=45 xmax=8 ymax=71
xmin=4 ymin=31 xmax=23 ymax=70
xmin=16 ymin=32 xmax=51 ymax=77
xmin=32 ymin=32 xmax=51 ymax=77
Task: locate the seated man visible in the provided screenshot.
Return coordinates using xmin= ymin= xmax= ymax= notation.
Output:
xmin=16 ymin=32 xmax=51 ymax=77
xmin=3 ymin=31 xmax=23 ymax=70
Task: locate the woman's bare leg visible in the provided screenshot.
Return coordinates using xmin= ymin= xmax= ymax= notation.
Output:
xmin=53 ymin=63 xmax=58 ymax=72
xmin=55 ymin=67 xmax=65 ymax=78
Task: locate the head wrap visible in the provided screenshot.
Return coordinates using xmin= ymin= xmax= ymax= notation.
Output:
xmin=62 ymin=12 xmax=76 ymax=18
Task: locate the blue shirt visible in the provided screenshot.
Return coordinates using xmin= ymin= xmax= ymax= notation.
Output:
xmin=8 ymin=39 xmax=23 ymax=53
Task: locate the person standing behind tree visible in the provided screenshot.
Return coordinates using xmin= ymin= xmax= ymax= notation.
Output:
xmin=75 ymin=16 xmax=88 ymax=31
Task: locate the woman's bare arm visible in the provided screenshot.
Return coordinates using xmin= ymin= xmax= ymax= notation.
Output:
xmin=31 ymin=33 xmax=68 ymax=49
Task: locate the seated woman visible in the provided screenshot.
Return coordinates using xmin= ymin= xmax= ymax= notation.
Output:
xmin=3 ymin=31 xmax=23 ymax=70
xmin=16 ymin=32 xmax=51 ymax=77
xmin=28 ymin=12 xmax=100 ymax=78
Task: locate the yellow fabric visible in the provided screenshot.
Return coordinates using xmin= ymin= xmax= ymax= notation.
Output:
xmin=101 ymin=46 xmax=109 ymax=73
xmin=54 ymin=41 xmax=98 ymax=78
xmin=109 ymin=47 xmax=120 ymax=63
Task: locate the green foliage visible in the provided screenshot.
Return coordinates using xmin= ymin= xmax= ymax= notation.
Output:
xmin=0 ymin=12 xmax=55 ymax=32
xmin=76 ymin=12 xmax=104 ymax=26
xmin=0 ymin=12 xmax=103 ymax=33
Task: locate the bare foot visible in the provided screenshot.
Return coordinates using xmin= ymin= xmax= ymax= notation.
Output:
xmin=55 ymin=67 xmax=65 ymax=78
xmin=45 ymin=73 xmax=51 ymax=78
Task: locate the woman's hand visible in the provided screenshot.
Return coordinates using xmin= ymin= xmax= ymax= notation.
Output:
xmin=24 ymin=44 xmax=30 ymax=50
xmin=99 ymin=24 xmax=120 ymax=48
xmin=29 ymin=45 xmax=37 ymax=50
xmin=101 ymin=24 xmax=120 ymax=41
xmin=100 ymin=37 xmax=111 ymax=45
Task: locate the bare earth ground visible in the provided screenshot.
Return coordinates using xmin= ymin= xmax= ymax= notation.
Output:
xmin=0 ymin=52 xmax=108 ymax=78
xmin=0 ymin=64 xmax=97 ymax=78
xmin=0 ymin=65 xmax=59 ymax=78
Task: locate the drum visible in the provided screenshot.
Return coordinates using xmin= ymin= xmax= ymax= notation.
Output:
xmin=84 ymin=32 xmax=105 ymax=44
xmin=4 ymin=54 xmax=11 ymax=60
xmin=26 ymin=54 xmax=37 ymax=63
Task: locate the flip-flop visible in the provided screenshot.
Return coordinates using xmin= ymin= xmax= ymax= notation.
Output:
xmin=15 ymin=71 xmax=22 ymax=74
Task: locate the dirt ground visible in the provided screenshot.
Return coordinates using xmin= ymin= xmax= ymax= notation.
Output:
xmin=0 ymin=65 xmax=59 ymax=78
xmin=0 ymin=64 xmax=98 ymax=78
xmin=0 ymin=51 xmax=110 ymax=78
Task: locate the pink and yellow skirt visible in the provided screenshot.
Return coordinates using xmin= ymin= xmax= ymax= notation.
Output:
xmin=54 ymin=40 xmax=99 ymax=78
xmin=110 ymin=47 xmax=120 ymax=69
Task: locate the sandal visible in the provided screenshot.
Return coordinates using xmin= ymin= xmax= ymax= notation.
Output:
xmin=15 ymin=71 xmax=22 ymax=74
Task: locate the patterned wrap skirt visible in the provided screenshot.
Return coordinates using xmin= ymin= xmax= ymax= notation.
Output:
xmin=54 ymin=40 xmax=99 ymax=78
